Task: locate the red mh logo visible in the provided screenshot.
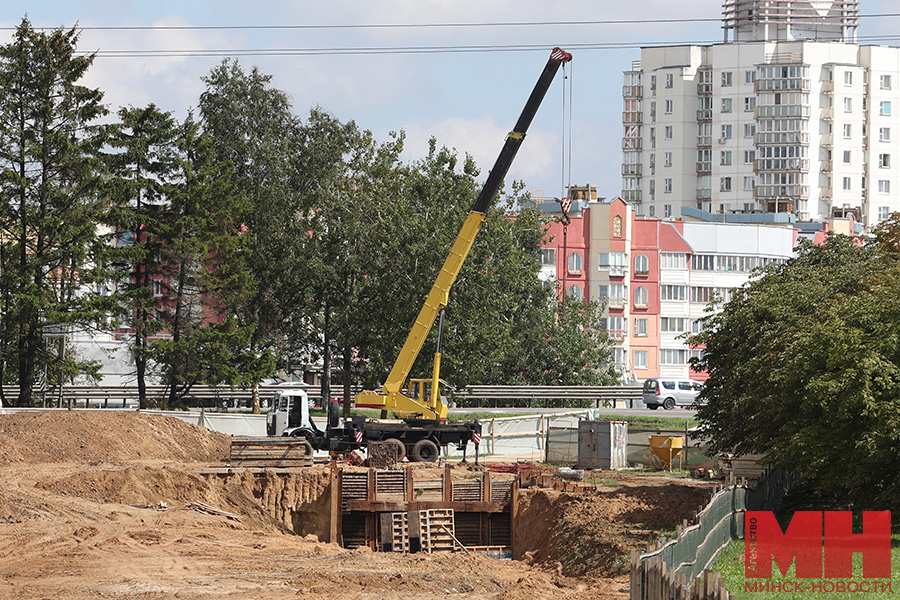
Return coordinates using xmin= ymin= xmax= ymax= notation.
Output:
xmin=745 ymin=511 xmax=892 ymax=579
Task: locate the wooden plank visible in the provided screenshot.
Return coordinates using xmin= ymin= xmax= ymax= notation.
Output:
xmin=345 ymin=500 xmax=505 ymax=513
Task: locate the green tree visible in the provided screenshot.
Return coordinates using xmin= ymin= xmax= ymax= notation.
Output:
xmin=691 ymin=229 xmax=900 ymax=511
xmin=0 ymin=18 xmax=114 ymax=406
xmin=106 ymin=104 xmax=180 ymax=408
xmin=147 ymin=116 xmax=270 ymax=409
xmin=198 ymin=60 xmax=300 ymax=411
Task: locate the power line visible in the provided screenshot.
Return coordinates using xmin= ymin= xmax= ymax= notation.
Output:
xmin=79 ymin=32 xmax=900 ymax=59
xmin=4 ymin=12 xmax=898 ymax=33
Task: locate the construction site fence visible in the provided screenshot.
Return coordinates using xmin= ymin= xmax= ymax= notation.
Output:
xmin=630 ymin=469 xmax=798 ymax=600
xmin=546 ymin=426 xmax=716 ymax=470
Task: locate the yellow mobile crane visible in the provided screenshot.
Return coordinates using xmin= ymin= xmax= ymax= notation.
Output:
xmin=272 ymin=48 xmax=572 ymax=462
xmin=353 ymin=48 xmax=573 ymax=431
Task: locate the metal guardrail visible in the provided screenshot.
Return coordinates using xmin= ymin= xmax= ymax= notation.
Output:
xmin=453 ymin=385 xmax=643 ymax=408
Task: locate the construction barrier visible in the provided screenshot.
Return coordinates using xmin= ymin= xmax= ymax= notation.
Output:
xmin=629 ymin=469 xmax=797 ymax=600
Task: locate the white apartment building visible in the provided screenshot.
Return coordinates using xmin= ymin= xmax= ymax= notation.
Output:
xmin=622 ymin=0 xmax=900 ymax=228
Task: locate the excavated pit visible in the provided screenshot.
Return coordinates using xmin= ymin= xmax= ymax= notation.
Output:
xmin=2 ymin=410 xmax=714 ymax=579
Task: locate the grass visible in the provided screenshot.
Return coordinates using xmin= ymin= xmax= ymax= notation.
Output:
xmin=714 ymin=535 xmax=900 ymax=599
xmin=595 ymin=413 xmax=697 ymax=430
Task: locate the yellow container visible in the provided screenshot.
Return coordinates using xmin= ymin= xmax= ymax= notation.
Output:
xmin=649 ymin=435 xmax=684 ymax=470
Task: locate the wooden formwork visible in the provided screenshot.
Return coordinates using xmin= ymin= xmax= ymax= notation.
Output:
xmin=338 ymin=467 xmax=518 ymax=553
xmin=228 ymin=437 xmax=313 ymax=467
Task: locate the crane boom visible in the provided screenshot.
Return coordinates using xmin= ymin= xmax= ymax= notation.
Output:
xmin=355 ymin=47 xmax=572 ymax=420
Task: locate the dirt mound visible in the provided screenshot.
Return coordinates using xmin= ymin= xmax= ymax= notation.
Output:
xmin=516 ymin=479 xmax=712 ymax=577
xmin=0 ymin=411 xmax=230 ymax=465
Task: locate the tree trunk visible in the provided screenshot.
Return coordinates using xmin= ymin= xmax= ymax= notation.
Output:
xmin=321 ymin=302 xmax=331 ymax=413
xmin=342 ymin=343 xmax=352 ymax=418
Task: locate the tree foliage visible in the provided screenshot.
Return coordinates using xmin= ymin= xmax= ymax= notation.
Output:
xmin=691 ymin=225 xmax=900 ymax=510
xmin=0 ymin=18 xmax=114 ymax=405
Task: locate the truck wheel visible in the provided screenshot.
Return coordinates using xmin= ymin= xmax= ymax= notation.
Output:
xmin=412 ymin=439 xmax=439 ymax=462
xmin=384 ymin=438 xmax=406 ymax=461
xmin=289 ymin=431 xmax=315 ymax=457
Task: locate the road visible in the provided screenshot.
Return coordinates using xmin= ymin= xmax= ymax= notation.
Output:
xmin=448 ymin=406 xmax=699 ymax=419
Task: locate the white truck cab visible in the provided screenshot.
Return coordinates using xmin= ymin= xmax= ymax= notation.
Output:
xmin=266 ymin=389 xmax=313 ymax=436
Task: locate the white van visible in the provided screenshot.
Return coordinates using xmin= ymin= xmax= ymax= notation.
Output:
xmin=642 ymin=378 xmax=704 ymax=410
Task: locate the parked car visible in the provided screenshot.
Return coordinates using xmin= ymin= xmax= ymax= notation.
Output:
xmin=642 ymin=378 xmax=704 ymax=410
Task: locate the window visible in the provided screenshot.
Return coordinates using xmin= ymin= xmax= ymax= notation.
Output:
xmin=843 ymin=177 xmax=852 ymax=191
xmin=743 ymin=176 xmax=755 ymax=191
xmin=744 ymin=150 xmax=756 ymax=164
xmin=665 ymin=125 xmax=673 ymax=140
xmin=153 ymin=280 xmax=164 ymax=297
xmin=540 ymin=248 xmax=556 ymax=266
xmin=879 ymin=153 xmax=891 ymax=168
xmin=660 ymin=285 xmax=686 ymax=301
xmin=691 ymin=286 xmax=714 ymax=303
xmin=665 ymin=73 xmax=674 ymax=88
xmin=664 ymin=178 xmax=673 ymax=193
xmin=721 ymin=98 xmax=733 ymax=113
xmin=665 ymin=99 xmax=673 ymax=114
xmin=879 ymin=206 xmax=891 ymax=220
xmin=568 ymin=284 xmax=582 ymax=299
xmin=599 ymin=252 xmax=627 ymax=272
xmin=843 ymin=124 xmax=852 ymax=139
xmin=664 ymin=152 xmax=673 ymax=167
xmin=664 ymin=204 xmax=672 ymax=218
xmin=881 ymin=74 xmax=892 ymax=90
xmin=691 ymin=254 xmax=715 ymax=271
xmin=745 ymin=70 xmax=756 ymax=85
xmin=720 ymin=150 xmax=732 ymax=166
xmin=844 ymin=71 xmax=853 ymax=86
xmin=880 ymin=127 xmax=891 ymax=142
xmin=843 ymin=150 xmax=852 ymax=164
xmin=720 ymin=124 xmax=733 ymax=140
xmin=568 ymin=252 xmax=582 ymax=272
xmin=721 ymin=71 xmax=733 ymax=87
xmin=744 ymin=97 xmax=756 ymax=112
xmin=881 ymin=101 xmax=892 ymax=116
xmin=634 ymin=318 xmax=648 ymax=337
xmin=660 ymin=252 xmax=686 ymax=269
xmin=720 ymin=177 xmax=732 ymax=192
xmin=660 ymin=317 xmax=689 ymax=333
xmin=879 ymin=180 xmax=891 ymax=193
xmin=634 ymin=286 xmax=649 ymax=307
xmin=744 ymin=123 xmax=756 ymax=138
xmin=634 ymin=254 xmax=649 ymax=274
xmin=661 ymin=349 xmax=688 ymax=365
xmin=844 ymin=97 xmax=852 ymax=113
xmin=634 ymin=350 xmax=648 ymax=369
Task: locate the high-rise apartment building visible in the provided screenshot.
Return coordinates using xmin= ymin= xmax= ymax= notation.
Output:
xmin=622 ymin=1 xmax=900 ymax=227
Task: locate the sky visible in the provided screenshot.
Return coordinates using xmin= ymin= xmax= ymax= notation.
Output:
xmin=2 ymin=1 xmax=897 ymax=203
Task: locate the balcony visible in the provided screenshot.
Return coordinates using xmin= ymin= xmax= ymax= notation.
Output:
xmin=820 ymin=133 xmax=834 ymax=147
xmin=697 ymin=188 xmax=712 ymax=200
xmin=822 ymin=106 xmax=834 ymax=120
xmin=822 ymin=80 xmax=834 ymax=93
xmin=755 ymin=78 xmax=811 ymax=92
xmin=622 ymin=163 xmax=642 ymax=176
xmin=697 ymin=83 xmax=713 ymax=95
xmin=697 ymin=109 xmax=713 ymax=121
xmin=755 ymin=131 xmax=810 ymax=145
xmin=609 ymin=265 xmax=628 ymax=278
xmin=820 ymin=186 xmax=833 ymax=199
xmin=754 ymin=158 xmax=810 ymax=172
xmin=607 ymin=298 xmax=627 ymax=310
xmin=623 ymin=111 xmax=642 ymax=124
xmin=609 ymin=330 xmax=627 ymax=342
xmin=698 ymin=136 xmax=712 ymax=147
xmin=622 ymin=189 xmax=642 ymax=202
xmin=623 ymin=85 xmax=643 ymax=98
xmin=697 ymin=161 xmax=712 ymax=173
xmin=622 ymin=137 xmax=642 ymax=150
xmin=821 ymin=159 xmax=833 ymax=172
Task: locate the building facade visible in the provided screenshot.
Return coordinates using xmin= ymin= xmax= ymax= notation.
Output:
xmin=622 ymin=0 xmax=900 ymax=228
xmin=541 ymin=195 xmax=798 ymax=382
